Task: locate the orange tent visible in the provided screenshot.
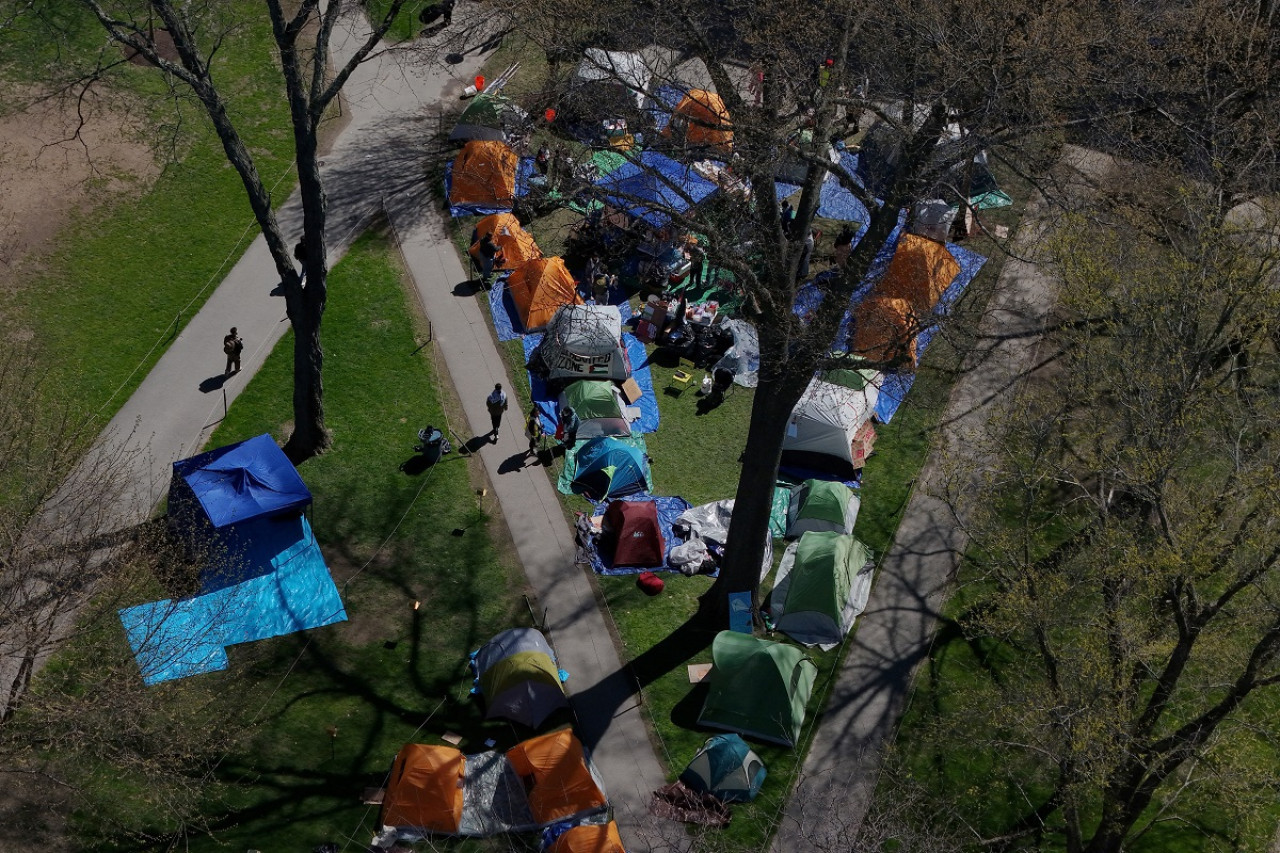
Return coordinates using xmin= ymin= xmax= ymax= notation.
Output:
xmin=470 ymin=212 xmax=541 ymax=271
xmin=851 ymin=295 xmax=919 ymax=369
xmin=506 ymin=729 xmax=607 ymax=825
xmin=665 ymin=89 xmax=733 ymax=152
xmin=450 ymin=140 xmax=518 ymax=206
xmin=507 ymin=257 xmax=583 ymax=331
xmin=874 ymin=234 xmax=960 ymax=316
xmin=380 ymin=743 xmax=465 ymax=834
xmin=547 ymin=822 xmax=626 ymax=853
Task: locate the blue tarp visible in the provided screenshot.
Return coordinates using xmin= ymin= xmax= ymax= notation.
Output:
xmin=120 ymin=516 xmax=346 ymax=684
xmin=588 ymin=495 xmax=693 ymax=575
xmin=169 ymin=433 xmax=311 ymax=531
xmin=774 ymin=152 xmax=874 ymax=225
xmin=444 ymin=158 xmax=536 ymax=218
xmin=873 ymin=243 xmax=987 ymax=423
xmin=523 ymin=331 xmax=658 ymax=434
xmin=593 ymin=151 xmax=719 ymax=228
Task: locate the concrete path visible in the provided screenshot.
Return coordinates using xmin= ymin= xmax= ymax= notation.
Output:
xmin=774 ymin=147 xmax=1113 ymax=852
xmin=5 ymin=8 xmax=667 ymax=849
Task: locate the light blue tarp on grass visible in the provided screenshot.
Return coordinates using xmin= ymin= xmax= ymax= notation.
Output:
xmin=444 ymin=158 xmax=536 ymax=218
xmin=593 ymin=151 xmax=719 ymax=228
xmin=120 ymin=516 xmax=346 ymax=684
xmin=588 ymin=495 xmax=692 ymax=575
xmin=523 ymin=331 xmax=658 ymax=434
xmin=774 ymin=152 xmax=873 ymax=226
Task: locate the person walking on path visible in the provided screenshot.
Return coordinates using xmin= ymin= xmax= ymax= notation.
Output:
xmin=223 ymin=327 xmax=243 ymax=376
xmin=524 ymin=405 xmax=545 ymax=458
xmin=476 ymin=233 xmax=499 ymax=289
xmin=485 ymin=383 xmax=508 ymax=442
xmin=558 ymin=406 xmax=580 ymax=452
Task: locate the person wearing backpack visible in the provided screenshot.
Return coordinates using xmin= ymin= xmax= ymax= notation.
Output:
xmin=223 ymin=327 xmax=244 ymax=376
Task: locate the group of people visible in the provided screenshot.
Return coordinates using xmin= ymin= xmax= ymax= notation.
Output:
xmin=780 ymin=199 xmax=857 ymax=282
xmin=486 ymin=382 xmax=580 ymax=461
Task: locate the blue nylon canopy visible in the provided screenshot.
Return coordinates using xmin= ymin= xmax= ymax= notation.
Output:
xmin=594 ymin=151 xmax=719 ymax=227
xmin=170 ymin=433 xmax=311 ymax=529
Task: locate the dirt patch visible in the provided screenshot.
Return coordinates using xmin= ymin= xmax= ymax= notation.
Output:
xmin=0 ymin=84 xmax=159 ymax=274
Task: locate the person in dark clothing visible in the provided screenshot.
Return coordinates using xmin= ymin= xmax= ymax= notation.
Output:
xmin=559 ymin=406 xmax=581 ymax=451
xmin=476 ymin=233 xmax=499 ymax=288
xmin=780 ymin=199 xmax=796 ymax=239
xmin=485 ymin=383 xmax=508 ymax=442
xmin=223 ymin=327 xmax=243 ymax=376
xmin=524 ymin=405 xmax=545 ymax=457
xmin=687 ymin=238 xmax=706 ymax=287
xmin=834 ymin=224 xmax=855 ymax=267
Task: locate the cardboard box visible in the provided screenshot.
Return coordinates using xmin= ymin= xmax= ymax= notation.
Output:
xmin=620 ymin=377 xmax=643 ymax=404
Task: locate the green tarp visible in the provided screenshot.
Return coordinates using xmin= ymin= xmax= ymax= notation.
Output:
xmin=698 ymin=631 xmax=816 ymax=747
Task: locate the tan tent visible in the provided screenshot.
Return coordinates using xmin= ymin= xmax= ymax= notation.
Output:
xmin=471 ymin=213 xmax=541 ymax=271
xmin=851 ymin=295 xmax=918 ymax=368
xmin=508 ymin=257 xmax=583 ymax=332
xmin=875 ymin=233 xmax=960 ymax=315
xmin=450 ymin=140 xmax=518 ymax=206
xmin=506 ymin=729 xmax=608 ymax=825
xmin=380 ymin=743 xmax=465 ymax=834
xmin=665 ymin=89 xmax=733 ymax=152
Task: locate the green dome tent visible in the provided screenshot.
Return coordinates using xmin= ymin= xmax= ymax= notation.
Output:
xmin=474 ymin=628 xmax=568 ymax=729
xmin=698 ymin=632 xmax=816 ymax=747
xmin=679 ymin=733 xmax=766 ymax=803
xmin=558 ymin=380 xmax=631 ymax=439
xmin=771 ymin=532 xmax=874 ymax=648
xmin=785 ymin=479 xmax=859 ymax=537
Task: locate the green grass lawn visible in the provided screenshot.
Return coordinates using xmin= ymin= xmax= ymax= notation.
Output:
xmin=1 ymin=1 xmax=301 ymax=428
xmin=135 ymin=234 xmax=531 ymax=852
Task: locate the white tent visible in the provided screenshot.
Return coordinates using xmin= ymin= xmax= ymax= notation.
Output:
xmin=536 ymin=305 xmax=630 ymax=383
xmin=781 ymin=375 xmax=880 ymax=471
xmin=573 ymin=49 xmax=653 ymax=107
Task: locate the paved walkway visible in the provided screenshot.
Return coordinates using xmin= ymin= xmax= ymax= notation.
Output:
xmin=11 ymin=9 xmax=665 ymax=849
xmin=774 ymin=147 xmax=1111 ymax=852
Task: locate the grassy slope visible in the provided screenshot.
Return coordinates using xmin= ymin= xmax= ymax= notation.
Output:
xmin=1 ymin=2 xmax=298 ymax=425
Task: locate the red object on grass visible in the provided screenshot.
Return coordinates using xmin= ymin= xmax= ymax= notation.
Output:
xmin=474 ymin=75 xmax=486 ymax=92
xmin=544 ymin=108 xmax=557 ymax=123
xmin=637 ymin=572 xmax=665 ymax=596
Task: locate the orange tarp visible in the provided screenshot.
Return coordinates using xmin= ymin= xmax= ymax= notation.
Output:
xmin=450 ymin=140 xmax=518 ymax=206
xmin=381 ymin=743 xmax=465 ymax=834
xmin=547 ymin=821 xmax=626 ymax=853
xmin=875 ymin=233 xmax=960 ymax=316
xmin=851 ymin=295 xmax=918 ymax=369
xmin=507 ymin=257 xmax=583 ymax=332
xmin=506 ymin=729 xmax=607 ymax=825
xmin=666 ymin=89 xmax=733 ymax=152
xmin=471 ymin=213 xmax=542 ymax=271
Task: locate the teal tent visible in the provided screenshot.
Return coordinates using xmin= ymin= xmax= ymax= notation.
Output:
xmin=698 ymin=631 xmax=816 ymax=747
xmin=680 ymin=733 xmax=766 ymax=803
xmin=786 ymin=479 xmax=858 ymax=537
xmin=771 ymin=532 xmax=874 ymax=647
xmin=571 ymin=436 xmax=649 ymax=500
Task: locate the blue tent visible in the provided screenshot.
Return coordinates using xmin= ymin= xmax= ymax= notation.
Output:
xmin=169 ymin=433 xmax=311 ymax=531
xmin=572 ymin=436 xmax=650 ymax=500
xmin=680 ymin=733 xmax=766 ymax=803
xmin=594 ymin=151 xmax=719 ymax=228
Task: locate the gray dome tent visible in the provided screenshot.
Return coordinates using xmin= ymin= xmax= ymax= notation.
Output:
xmin=536 ymin=305 xmax=630 ymax=384
xmin=474 ymin=628 xmax=568 ymax=729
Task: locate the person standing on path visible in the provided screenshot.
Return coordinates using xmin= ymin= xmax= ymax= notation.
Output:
xmin=476 ymin=233 xmax=499 ymax=289
xmin=559 ymin=406 xmax=580 ymax=452
xmin=223 ymin=327 xmax=243 ymax=376
xmin=524 ymin=405 xmax=545 ymax=458
xmin=486 ymin=383 xmax=508 ymax=442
